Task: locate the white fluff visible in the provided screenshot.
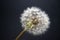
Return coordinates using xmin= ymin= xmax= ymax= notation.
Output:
xmin=20 ymin=7 xmax=50 ymax=35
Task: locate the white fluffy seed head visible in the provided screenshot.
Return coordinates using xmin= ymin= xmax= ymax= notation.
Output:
xmin=20 ymin=7 xmax=50 ymax=35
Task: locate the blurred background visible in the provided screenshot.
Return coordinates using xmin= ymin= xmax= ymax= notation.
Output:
xmin=1 ymin=0 xmax=59 ymax=40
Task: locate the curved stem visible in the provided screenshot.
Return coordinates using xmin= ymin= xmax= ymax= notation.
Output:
xmin=16 ymin=29 xmax=27 ymax=40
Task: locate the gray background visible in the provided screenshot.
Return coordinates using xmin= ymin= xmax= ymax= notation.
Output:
xmin=1 ymin=0 xmax=59 ymax=40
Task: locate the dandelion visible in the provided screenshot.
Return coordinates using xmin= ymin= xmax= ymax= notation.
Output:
xmin=16 ymin=7 xmax=50 ymax=40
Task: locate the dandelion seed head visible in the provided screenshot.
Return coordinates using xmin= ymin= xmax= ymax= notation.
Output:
xmin=20 ymin=7 xmax=50 ymax=35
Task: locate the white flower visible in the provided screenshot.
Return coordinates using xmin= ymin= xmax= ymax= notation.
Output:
xmin=20 ymin=7 xmax=50 ymax=35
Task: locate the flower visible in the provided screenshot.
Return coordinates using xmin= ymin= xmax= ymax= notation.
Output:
xmin=20 ymin=7 xmax=50 ymax=35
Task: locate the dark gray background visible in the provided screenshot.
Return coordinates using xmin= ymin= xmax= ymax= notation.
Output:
xmin=1 ymin=0 xmax=59 ymax=40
